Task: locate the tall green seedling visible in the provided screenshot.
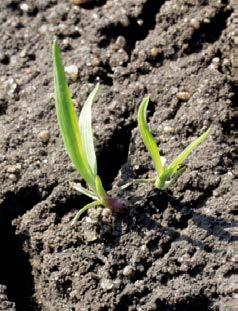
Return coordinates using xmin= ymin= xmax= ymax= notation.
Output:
xmin=53 ymin=40 xmax=124 ymax=224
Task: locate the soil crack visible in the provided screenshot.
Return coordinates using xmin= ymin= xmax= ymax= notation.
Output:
xmin=0 ymin=186 xmax=48 ymax=311
xmin=184 ymin=5 xmax=232 ymax=55
xmin=99 ymin=0 xmax=168 ymax=58
xmin=97 ymin=120 xmax=136 ymax=189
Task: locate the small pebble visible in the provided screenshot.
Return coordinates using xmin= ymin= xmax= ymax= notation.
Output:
xmin=62 ymin=38 xmax=72 ymax=50
xmin=212 ymin=57 xmax=220 ymax=65
xmin=190 ymin=18 xmax=200 ymax=29
xmin=135 ymin=81 xmax=145 ymax=92
xmin=176 ymin=91 xmax=191 ymax=101
xmin=163 ymin=125 xmax=174 ymax=134
xmin=39 ymin=25 xmax=48 ymax=34
xmin=38 ymin=130 xmax=50 ymax=144
xmin=234 ymin=36 xmax=238 ymax=44
xmin=6 ymin=164 xmax=21 ymax=174
xmin=222 ymin=58 xmax=230 ymax=66
xmin=88 ymin=207 xmax=103 ymax=221
xmin=140 ymin=245 xmax=148 ymax=252
xmin=84 ymin=229 xmax=98 ymax=242
xmin=20 ymin=3 xmax=29 ymax=12
xmin=150 ymin=47 xmax=160 ymax=58
xmin=5 ymin=78 xmax=18 ymax=95
xmin=91 ymin=57 xmax=100 ymax=68
xmin=137 ymin=19 xmax=144 ymax=26
xmin=120 ymin=16 xmax=129 ymax=27
xmin=203 ymin=18 xmax=210 ymax=24
xmin=8 ymin=173 xmax=17 ymax=182
xmin=122 ymin=265 xmax=134 ymax=277
xmin=115 ymin=36 xmax=126 ymax=48
xmin=65 ymin=65 xmax=78 ymax=81
xmin=100 ymin=278 xmax=114 ymax=290
xmin=101 ymin=208 xmax=112 ymax=219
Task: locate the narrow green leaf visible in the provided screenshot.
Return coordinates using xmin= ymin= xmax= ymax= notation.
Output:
xmin=71 ymin=200 xmax=101 ymax=225
xmin=71 ymin=182 xmax=99 ymax=200
xmin=95 ymin=175 xmax=107 ymax=200
xmin=138 ymin=97 xmax=164 ymax=176
xmin=79 ymin=84 xmax=99 ymax=176
xmin=52 ymin=40 xmax=95 ymax=191
xmin=167 ymin=127 xmax=211 ymax=176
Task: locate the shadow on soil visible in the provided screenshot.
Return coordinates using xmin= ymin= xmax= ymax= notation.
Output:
xmin=155 ymin=295 xmax=211 ymax=311
xmin=99 ymin=0 xmax=167 ymax=57
xmin=108 ymin=189 xmax=237 ymax=250
xmin=97 ymin=121 xmax=136 ymax=190
xmin=80 ymin=0 xmax=107 ymax=9
xmin=185 ymin=5 xmax=232 ymax=54
xmin=0 ymin=186 xmax=42 ymax=311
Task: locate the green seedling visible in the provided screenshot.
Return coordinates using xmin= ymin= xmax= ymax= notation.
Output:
xmin=52 ymin=40 xmax=124 ymax=224
xmin=137 ymin=97 xmax=211 ymax=190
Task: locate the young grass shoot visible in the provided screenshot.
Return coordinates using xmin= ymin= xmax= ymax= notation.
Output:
xmin=52 ymin=39 xmax=211 ymax=221
xmin=137 ymin=97 xmax=211 ymax=190
xmin=52 ymin=40 xmax=124 ymax=224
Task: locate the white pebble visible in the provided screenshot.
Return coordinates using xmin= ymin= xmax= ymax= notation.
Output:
xmin=163 ymin=125 xmax=174 ymax=134
xmin=83 ymin=229 xmax=98 ymax=242
xmin=20 ymin=3 xmax=29 ymax=12
xmin=190 ymin=18 xmax=200 ymax=29
xmin=137 ymin=19 xmax=144 ymax=26
xmin=65 ymin=65 xmax=79 ymax=81
xmin=212 ymin=57 xmax=220 ymax=65
xmin=140 ymin=245 xmax=148 ymax=252
xmin=100 ymin=279 xmax=114 ymax=290
xmin=38 ymin=130 xmax=50 ymax=143
xmin=176 ymin=91 xmax=191 ymax=101
xmin=122 ymin=265 xmax=134 ymax=277
xmin=8 ymin=174 xmax=17 ymax=182
xmin=102 ymin=208 xmax=111 ymax=218
xmin=39 ymin=25 xmax=48 ymax=34
xmin=203 ymin=18 xmax=210 ymax=24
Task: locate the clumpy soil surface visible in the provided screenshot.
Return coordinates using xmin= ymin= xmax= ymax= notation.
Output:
xmin=0 ymin=0 xmax=236 ymax=310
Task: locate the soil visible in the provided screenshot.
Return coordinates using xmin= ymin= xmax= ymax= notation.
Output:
xmin=0 ymin=0 xmax=236 ymax=310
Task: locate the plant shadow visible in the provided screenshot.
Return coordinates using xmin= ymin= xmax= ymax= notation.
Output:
xmin=106 ymin=188 xmax=237 ymax=251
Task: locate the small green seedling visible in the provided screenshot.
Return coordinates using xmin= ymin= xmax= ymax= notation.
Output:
xmin=52 ymin=40 xmax=124 ymax=224
xmin=137 ymin=97 xmax=211 ymax=190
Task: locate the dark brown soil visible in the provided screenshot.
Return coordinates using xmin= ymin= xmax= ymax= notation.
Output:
xmin=0 ymin=0 xmax=236 ymax=310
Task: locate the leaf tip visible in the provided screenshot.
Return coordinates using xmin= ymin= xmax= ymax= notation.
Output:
xmin=52 ymin=38 xmax=59 ymax=51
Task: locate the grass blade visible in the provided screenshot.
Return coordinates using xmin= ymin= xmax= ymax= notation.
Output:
xmin=71 ymin=200 xmax=101 ymax=225
xmin=79 ymin=84 xmax=99 ymax=176
xmin=95 ymin=175 xmax=107 ymax=200
xmin=71 ymin=183 xmax=99 ymax=200
xmin=167 ymin=127 xmax=211 ymax=176
xmin=52 ymin=40 xmax=95 ymax=191
xmin=138 ymin=97 xmax=164 ymax=176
